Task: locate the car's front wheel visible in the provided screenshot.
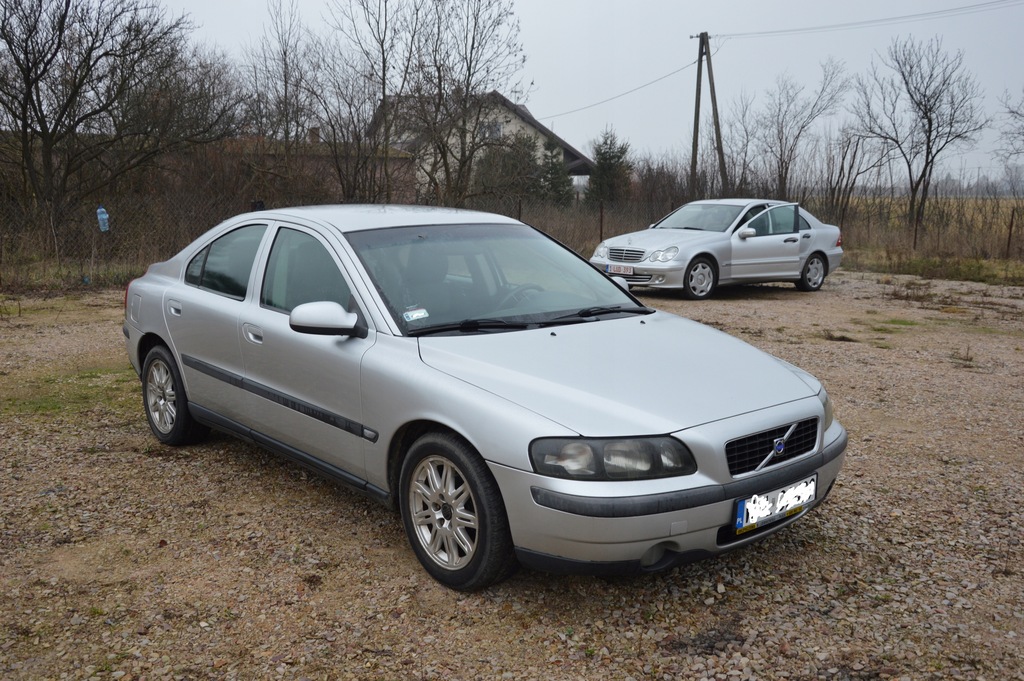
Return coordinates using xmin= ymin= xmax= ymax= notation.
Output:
xmin=399 ymin=432 xmax=517 ymax=591
xmin=796 ymin=253 xmax=827 ymax=292
xmin=683 ymin=257 xmax=717 ymax=300
xmin=142 ymin=345 xmax=208 ymax=445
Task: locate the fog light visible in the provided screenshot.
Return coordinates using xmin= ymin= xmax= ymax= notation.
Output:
xmin=653 ymin=275 xmax=665 ymax=284
xmin=640 ymin=542 xmax=668 ymax=567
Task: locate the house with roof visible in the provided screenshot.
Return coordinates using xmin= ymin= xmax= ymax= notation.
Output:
xmin=372 ymin=90 xmax=594 ymax=203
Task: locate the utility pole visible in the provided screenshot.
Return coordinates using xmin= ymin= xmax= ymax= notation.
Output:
xmin=688 ymin=32 xmax=728 ymax=199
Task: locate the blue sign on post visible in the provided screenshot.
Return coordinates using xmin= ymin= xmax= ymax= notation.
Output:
xmin=97 ymin=205 xmax=109 ymax=232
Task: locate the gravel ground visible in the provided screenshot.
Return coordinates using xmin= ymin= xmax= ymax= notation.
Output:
xmin=1 ymin=271 xmax=1022 ymax=681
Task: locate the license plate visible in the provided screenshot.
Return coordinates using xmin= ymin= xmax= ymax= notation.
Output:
xmin=734 ymin=475 xmax=816 ymax=535
xmin=606 ymin=264 xmax=633 ymax=275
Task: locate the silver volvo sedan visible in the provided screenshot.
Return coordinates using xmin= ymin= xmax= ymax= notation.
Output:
xmin=124 ymin=205 xmax=847 ymax=590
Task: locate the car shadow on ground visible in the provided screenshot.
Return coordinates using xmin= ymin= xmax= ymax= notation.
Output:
xmin=634 ymin=283 xmax=806 ymax=304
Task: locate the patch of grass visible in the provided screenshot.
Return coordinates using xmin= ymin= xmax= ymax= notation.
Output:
xmin=820 ymin=329 xmax=859 ymax=343
xmin=2 ymin=366 xmax=137 ymax=416
xmin=845 ymin=250 xmax=1024 ymax=286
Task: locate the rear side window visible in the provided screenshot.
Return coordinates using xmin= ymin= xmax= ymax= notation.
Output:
xmin=185 ymin=224 xmax=267 ymax=299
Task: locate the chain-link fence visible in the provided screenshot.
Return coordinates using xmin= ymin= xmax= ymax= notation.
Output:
xmin=1 ymin=192 xmax=1021 ymax=292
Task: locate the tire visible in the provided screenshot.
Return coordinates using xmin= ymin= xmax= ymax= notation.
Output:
xmin=399 ymin=432 xmax=517 ymax=591
xmin=682 ymin=257 xmax=716 ymax=300
xmin=796 ymin=253 xmax=827 ymax=292
xmin=142 ymin=345 xmax=208 ymax=445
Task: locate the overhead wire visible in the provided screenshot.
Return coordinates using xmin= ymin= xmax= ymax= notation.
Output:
xmin=536 ymin=0 xmax=1024 ymax=122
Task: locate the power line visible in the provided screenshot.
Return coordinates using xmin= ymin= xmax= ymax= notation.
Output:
xmin=536 ymin=0 xmax=1024 ymax=122
xmin=538 ymin=58 xmax=700 ymax=121
xmin=717 ymin=0 xmax=1024 ymax=39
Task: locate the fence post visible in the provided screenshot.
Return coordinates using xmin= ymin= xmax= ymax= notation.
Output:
xmin=1007 ymin=206 xmax=1016 ymax=260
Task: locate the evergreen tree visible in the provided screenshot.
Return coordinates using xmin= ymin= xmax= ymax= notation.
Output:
xmin=472 ymin=132 xmax=540 ymax=200
xmin=538 ymin=137 xmax=575 ymax=205
xmin=585 ymin=128 xmax=633 ymax=205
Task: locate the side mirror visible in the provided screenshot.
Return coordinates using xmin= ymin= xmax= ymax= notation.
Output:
xmin=290 ymin=301 xmax=367 ymax=338
xmin=737 ymin=227 xmax=756 ymax=240
xmin=611 ymin=275 xmax=630 ymax=292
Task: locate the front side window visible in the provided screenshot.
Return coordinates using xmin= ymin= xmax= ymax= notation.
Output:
xmin=261 ymin=228 xmax=352 ymax=313
xmin=185 ymin=224 xmax=267 ymax=299
xmin=747 ymin=205 xmax=798 ymax=237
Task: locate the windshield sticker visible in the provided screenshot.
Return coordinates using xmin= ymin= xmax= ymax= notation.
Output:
xmin=403 ymin=308 xmax=429 ymax=322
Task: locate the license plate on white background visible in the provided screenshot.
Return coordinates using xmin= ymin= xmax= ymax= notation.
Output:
xmin=734 ymin=475 xmax=816 ymax=535
xmin=606 ymin=264 xmax=633 ymax=275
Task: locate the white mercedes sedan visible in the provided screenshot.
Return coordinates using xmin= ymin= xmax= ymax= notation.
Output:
xmin=124 ymin=205 xmax=847 ymax=590
xmin=590 ymin=199 xmax=843 ymax=299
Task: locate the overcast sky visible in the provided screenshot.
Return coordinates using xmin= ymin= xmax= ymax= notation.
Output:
xmin=162 ymin=0 xmax=1024 ymax=175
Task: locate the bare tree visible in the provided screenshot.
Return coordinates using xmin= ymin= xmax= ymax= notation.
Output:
xmin=999 ymin=87 xmax=1024 ymax=159
xmin=720 ymin=91 xmax=759 ymax=197
xmin=811 ymin=124 xmax=885 ymax=226
xmin=405 ymin=0 xmax=526 ymax=205
xmin=0 ymin=0 xmax=240 ymax=222
xmin=326 ymin=0 xmax=424 ymax=201
xmin=241 ymin=0 xmax=314 ymax=193
xmin=852 ymin=36 xmax=988 ymax=249
xmin=756 ymin=58 xmax=848 ymax=201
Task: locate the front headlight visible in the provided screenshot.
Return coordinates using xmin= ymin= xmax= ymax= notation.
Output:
xmin=593 ymin=242 xmax=609 ymax=259
xmin=819 ymin=387 xmax=835 ymax=431
xmin=649 ymin=246 xmax=678 ymax=262
xmin=530 ymin=437 xmax=697 ymax=480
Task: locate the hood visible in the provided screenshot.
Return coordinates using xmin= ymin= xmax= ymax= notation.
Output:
xmin=603 ymin=228 xmax=724 ymax=251
xmin=417 ymin=312 xmax=817 ymax=436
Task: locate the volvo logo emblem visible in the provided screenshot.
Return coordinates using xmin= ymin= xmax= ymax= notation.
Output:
xmin=773 ymin=438 xmax=786 ymax=455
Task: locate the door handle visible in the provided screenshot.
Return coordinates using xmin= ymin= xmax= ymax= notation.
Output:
xmin=243 ymin=323 xmax=264 ymax=344
xmin=802 ymin=233 xmax=811 ymax=239
xmin=168 ymin=300 xmax=183 ymax=317
xmin=783 ymin=237 xmax=798 ymax=243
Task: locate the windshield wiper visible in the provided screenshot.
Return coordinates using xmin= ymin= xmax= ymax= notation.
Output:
xmin=683 ymin=226 xmax=704 ymax=230
xmin=550 ymin=305 xmax=654 ymax=322
xmin=409 ymin=318 xmax=531 ymax=337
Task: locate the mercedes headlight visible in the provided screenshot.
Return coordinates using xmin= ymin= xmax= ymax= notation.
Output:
xmin=593 ymin=242 xmax=609 ymax=259
xmin=530 ymin=437 xmax=697 ymax=480
xmin=649 ymin=246 xmax=678 ymax=262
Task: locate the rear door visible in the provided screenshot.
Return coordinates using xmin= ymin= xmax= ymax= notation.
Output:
xmin=165 ymin=222 xmax=269 ymax=424
xmin=731 ymin=204 xmax=802 ymax=280
xmin=239 ymin=223 xmax=376 ymax=480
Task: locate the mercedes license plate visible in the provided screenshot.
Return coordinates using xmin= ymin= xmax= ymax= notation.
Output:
xmin=606 ymin=264 xmax=633 ymax=275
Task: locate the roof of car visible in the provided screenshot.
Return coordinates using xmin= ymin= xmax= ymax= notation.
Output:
xmin=689 ymin=198 xmax=781 ymax=207
xmin=233 ymin=204 xmax=523 ymax=233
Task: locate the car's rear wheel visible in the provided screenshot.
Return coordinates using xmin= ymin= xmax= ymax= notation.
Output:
xmin=399 ymin=432 xmax=517 ymax=591
xmin=796 ymin=253 xmax=827 ymax=292
xmin=142 ymin=345 xmax=208 ymax=445
xmin=683 ymin=257 xmax=716 ymax=300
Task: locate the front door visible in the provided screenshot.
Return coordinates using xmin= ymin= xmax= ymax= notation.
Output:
xmin=731 ymin=204 xmax=802 ymax=280
xmin=239 ymin=224 xmax=375 ymax=481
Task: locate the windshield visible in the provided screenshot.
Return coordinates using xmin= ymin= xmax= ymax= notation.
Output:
xmin=346 ymin=222 xmax=644 ymax=335
xmin=654 ymin=203 xmax=744 ymax=232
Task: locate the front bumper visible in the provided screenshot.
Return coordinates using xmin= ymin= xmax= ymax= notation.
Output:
xmin=590 ymin=258 xmax=686 ymax=288
xmin=491 ymin=424 xmax=847 ymax=575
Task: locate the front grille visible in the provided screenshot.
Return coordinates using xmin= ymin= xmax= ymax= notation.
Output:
xmin=608 ymin=247 xmax=646 ymax=263
xmin=725 ymin=418 xmax=818 ymax=476
xmin=621 ymin=274 xmax=652 ymax=284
